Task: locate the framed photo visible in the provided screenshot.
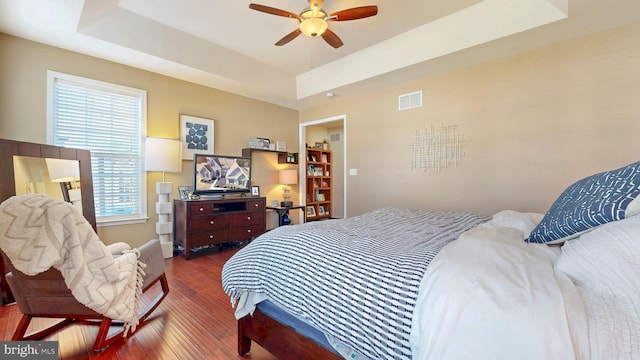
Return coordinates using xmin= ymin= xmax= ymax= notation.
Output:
xmin=180 ymin=114 xmax=214 ymax=160
xmin=318 ymin=205 xmax=325 ymax=215
xmin=314 ymin=142 xmax=324 ymax=149
xmin=251 ymin=186 xmax=260 ymax=196
xmin=317 ymin=193 xmax=325 ymax=202
xmin=178 ymin=186 xmax=192 ymax=200
xmin=306 ymin=205 xmax=316 ymax=217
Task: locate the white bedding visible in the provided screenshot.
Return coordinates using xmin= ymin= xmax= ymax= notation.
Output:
xmin=410 ymin=210 xmax=590 ymax=360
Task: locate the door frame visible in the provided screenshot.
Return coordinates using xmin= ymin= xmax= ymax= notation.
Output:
xmin=299 ymin=114 xmax=347 ymax=219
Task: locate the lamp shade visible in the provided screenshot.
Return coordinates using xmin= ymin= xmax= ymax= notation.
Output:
xmin=45 ymin=158 xmax=80 ymax=182
xmin=299 ymin=8 xmax=328 ymax=37
xmin=145 ymin=137 xmax=182 ymax=173
xmin=278 ymin=169 xmax=298 ymax=185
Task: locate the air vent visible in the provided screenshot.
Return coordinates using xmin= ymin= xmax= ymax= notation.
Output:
xmin=398 ymin=91 xmax=422 ymax=111
xmin=330 ymin=133 xmax=340 ymax=142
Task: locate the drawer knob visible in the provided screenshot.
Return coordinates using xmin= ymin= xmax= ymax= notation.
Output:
xmin=209 ymin=235 xmax=214 ymax=239
xmin=247 ymin=229 xmax=252 ymax=233
xmin=199 ymin=207 xmax=204 ymax=212
xmin=210 ymin=220 xmax=215 ymax=225
xmin=253 ymin=203 xmax=258 ymax=207
xmin=246 ymin=216 xmax=251 ymax=220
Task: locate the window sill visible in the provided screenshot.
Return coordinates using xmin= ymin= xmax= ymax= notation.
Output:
xmin=97 ymin=216 xmax=149 ymax=227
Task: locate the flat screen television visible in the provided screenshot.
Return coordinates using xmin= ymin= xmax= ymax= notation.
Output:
xmin=193 ymin=153 xmax=252 ymax=197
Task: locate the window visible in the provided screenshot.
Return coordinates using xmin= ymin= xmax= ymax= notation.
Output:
xmin=47 ymin=71 xmax=147 ymax=226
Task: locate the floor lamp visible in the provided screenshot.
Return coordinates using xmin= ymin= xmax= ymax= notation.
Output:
xmin=46 ymin=158 xmax=82 ymax=209
xmin=145 ymin=137 xmax=182 ymax=258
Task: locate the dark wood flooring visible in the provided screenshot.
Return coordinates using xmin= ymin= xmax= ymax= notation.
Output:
xmin=0 ymin=245 xmax=277 ymax=360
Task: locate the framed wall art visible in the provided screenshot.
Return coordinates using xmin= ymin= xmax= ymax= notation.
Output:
xmin=306 ymin=205 xmax=316 ymax=217
xmin=180 ymin=114 xmax=214 ymax=160
xmin=178 ymin=186 xmax=193 ymax=200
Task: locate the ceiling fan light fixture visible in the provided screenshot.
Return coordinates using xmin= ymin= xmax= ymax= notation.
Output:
xmin=299 ymin=9 xmax=328 ymax=37
xmin=249 ymin=2 xmax=378 ymax=47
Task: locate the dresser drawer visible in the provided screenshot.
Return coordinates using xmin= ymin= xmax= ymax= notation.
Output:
xmin=191 ymin=215 xmax=231 ymax=230
xmin=190 ymin=229 xmax=230 ymax=247
xmin=230 ymin=224 xmax=265 ymax=240
xmin=246 ymin=199 xmax=265 ymax=212
xmin=231 ymin=212 xmax=265 ymax=226
xmin=189 ymin=203 xmax=226 ymax=216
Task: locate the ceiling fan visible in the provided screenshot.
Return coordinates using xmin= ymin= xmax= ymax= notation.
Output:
xmin=249 ymin=1 xmax=378 ymax=48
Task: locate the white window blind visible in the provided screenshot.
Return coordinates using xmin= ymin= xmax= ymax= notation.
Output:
xmin=47 ymin=71 xmax=147 ymax=225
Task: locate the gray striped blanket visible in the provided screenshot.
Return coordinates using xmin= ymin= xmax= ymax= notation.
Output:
xmin=222 ymin=207 xmax=489 ymax=359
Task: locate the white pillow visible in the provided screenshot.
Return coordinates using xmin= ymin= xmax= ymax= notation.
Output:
xmin=556 ymin=216 xmax=640 ymax=359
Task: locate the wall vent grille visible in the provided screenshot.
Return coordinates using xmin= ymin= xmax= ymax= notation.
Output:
xmin=398 ymin=91 xmax=422 ymax=111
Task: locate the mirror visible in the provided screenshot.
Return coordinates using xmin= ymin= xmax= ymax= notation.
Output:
xmin=0 ymin=138 xmax=96 ymax=230
xmin=13 ymin=156 xmax=83 ymax=211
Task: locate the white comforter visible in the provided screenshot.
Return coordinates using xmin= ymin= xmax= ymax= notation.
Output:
xmin=410 ymin=210 xmax=590 ymax=360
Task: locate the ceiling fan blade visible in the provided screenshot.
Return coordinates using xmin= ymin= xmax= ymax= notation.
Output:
xmin=249 ymin=3 xmax=300 ymax=19
xmin=321 ymin=28 xmax=343 ymax=48
xmin=329 ymin=6 xmax=378 ymax=21
xmin=275 ymin=29 xmax=302 ymax=46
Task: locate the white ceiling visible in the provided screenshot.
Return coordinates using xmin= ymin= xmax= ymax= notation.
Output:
xmin=1 ymin=0 xmax=639 ymax=110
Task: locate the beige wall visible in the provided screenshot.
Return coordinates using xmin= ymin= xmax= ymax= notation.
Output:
xmin=300 ymin=24 xmax=640 ymax=217
xmin=0 ymin=33 xmax=298 ymax=246
xmin=3 ymin=22 xmax=640 ymax=241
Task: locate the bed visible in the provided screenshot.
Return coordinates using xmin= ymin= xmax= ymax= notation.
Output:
xmin=222 ymin=160 xmax=640 ymax=360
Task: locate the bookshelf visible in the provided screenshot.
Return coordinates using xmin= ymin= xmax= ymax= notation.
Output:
xmin=305 ymin=148 xmax=331 ymax=220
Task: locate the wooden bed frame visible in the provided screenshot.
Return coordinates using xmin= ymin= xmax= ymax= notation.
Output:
xmin=238 ymin=308 xmax=342 ymax=360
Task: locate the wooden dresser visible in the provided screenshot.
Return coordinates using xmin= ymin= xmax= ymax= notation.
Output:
xmin=174 ymin=197 xmax=266 ymax=259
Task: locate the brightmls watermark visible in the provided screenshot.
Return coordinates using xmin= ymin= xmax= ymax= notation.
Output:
xmin=1 ymin=342 xmax=58 ymax=359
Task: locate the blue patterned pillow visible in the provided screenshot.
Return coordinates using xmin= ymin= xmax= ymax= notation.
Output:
xmin=527 ymin=161 xmax=640 ymax=244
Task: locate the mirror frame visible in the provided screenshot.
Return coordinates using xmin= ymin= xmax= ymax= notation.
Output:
xmin=1 ymin=137 xmax=100 ymax=305
xmin=0 ymin=138 xmax=96 ymax=230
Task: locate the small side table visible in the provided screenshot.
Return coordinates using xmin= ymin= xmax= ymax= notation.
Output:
xmin=267 ymin=205 xmax=306 ymax=226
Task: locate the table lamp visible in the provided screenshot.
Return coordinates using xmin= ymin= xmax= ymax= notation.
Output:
xmin=278 ymin=169 xmax=298 ymax=207
xmin=145 ymin=137 xmax=182 ymax=258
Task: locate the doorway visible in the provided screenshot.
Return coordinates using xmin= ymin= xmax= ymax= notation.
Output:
xmin=299 ymin=114 xmax=346 ymax=219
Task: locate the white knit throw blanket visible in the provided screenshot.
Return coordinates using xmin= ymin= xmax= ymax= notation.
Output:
xmin=0 ymin=194 xmax=144 ymax=334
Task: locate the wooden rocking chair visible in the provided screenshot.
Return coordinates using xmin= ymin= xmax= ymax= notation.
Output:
xmin=2 ymin=239 xmax=169 ymax=351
